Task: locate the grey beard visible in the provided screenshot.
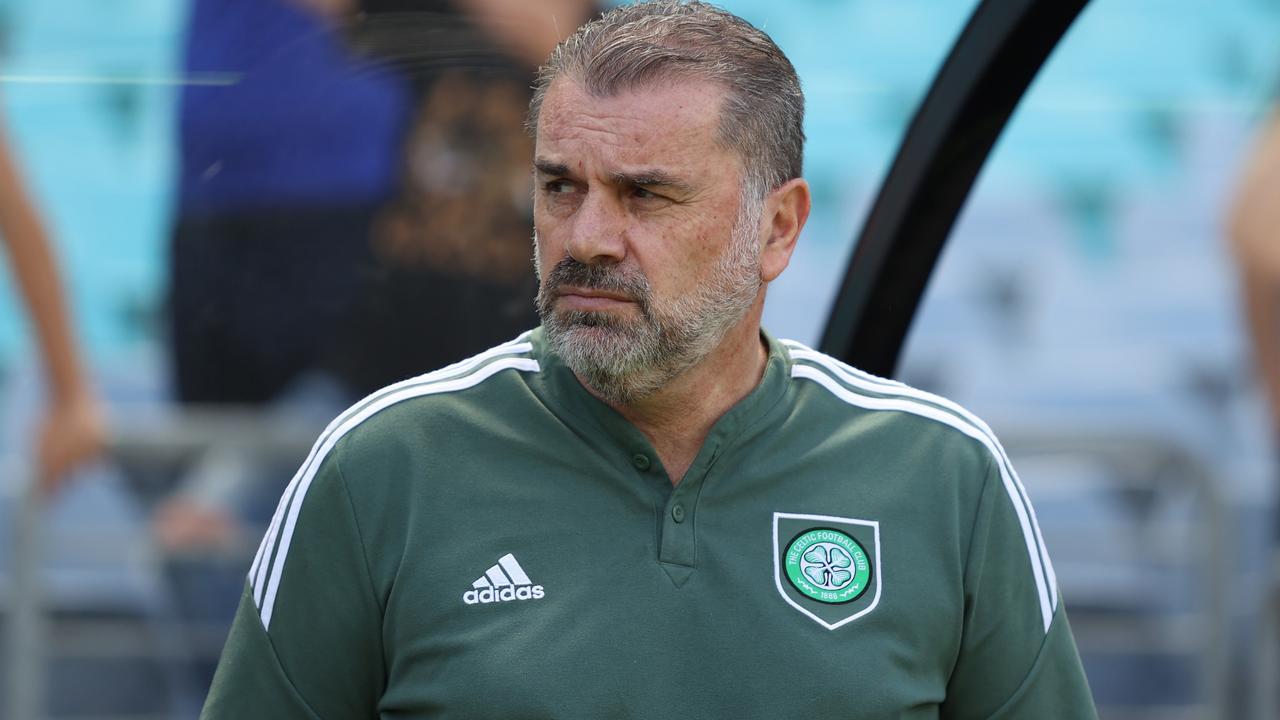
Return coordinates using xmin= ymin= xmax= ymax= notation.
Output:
xmin=543 ymin=310 xmax=687 ymax=405
xmin=535 ymin=196 xmax=763 ymax=405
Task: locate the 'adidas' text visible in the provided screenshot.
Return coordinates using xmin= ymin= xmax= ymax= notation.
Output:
xmin=463 ymin=553 xmax=546 ymax=605
xmin=464 ymin=585 xmax=545 ymax=604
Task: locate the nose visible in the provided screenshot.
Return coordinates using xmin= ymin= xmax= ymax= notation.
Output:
xmin=566 ymin=191 xmax=628 ymax=266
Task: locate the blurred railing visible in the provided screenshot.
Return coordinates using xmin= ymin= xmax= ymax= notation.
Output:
xmin=1259 ymin=551 xmax=1280 ymax=720
xmin=1002 ymin=432 xmax=1232 ymax=720
xmin=3 ymin=409 xmax=322 ymax=720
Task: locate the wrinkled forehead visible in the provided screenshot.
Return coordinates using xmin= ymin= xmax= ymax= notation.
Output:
xmin=534 ymin=76 xmax=736 ymax=164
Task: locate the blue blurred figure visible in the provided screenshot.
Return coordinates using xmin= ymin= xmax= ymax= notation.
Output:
xmin=157 ymin=2 xmax=411 ymax=706
xmin=169 ymin=0 xmax=410 ymax=407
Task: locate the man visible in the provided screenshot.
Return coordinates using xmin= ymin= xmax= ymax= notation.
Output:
xmin=202 ymin=2 xmax=1097 ymax=717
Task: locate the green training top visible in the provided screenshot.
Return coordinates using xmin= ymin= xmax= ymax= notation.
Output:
xmin=202 ymin=328 xmax=1097 ymax=719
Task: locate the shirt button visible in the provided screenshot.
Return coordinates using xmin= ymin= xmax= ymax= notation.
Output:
xmin=671 ymin=504 xmax=686 ymax=523
xmin=632 ymin=454 xmax=651 ymax=471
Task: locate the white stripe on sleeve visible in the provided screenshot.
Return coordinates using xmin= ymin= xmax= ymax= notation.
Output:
xmin=784 ymin=341 xmax=1058 ymax=610
xmin=790 ymin=363 xmax=1054 ymax=633
xmin=257 ymin=355 xmax=539 ymax=630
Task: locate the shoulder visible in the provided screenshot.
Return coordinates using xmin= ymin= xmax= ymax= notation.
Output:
xmin=780 ymin=338 xmax=1005 ymax=473
xmin=778 ymin=340 xmax=1063 ymax=635
xmin=269 ymin=332 xmax=542 ymax=492
xmin=249 ymin=332 xmax=541 ymax=580
xmin=332 ymin=331 xmax=540 ymax=449
xmin=273 ymin=328 xmax=541 ymax=479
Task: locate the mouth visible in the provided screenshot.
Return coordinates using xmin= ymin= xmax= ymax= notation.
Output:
xmin=556 ymin=285 xmax=637 ymax=312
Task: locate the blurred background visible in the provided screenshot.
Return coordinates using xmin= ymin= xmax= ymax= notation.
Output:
xmin=0 ymin=0 xmax=1277 ymax=718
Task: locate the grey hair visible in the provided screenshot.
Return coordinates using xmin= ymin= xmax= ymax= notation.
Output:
xmin=527 ymin=0 xmax=804 ymax=200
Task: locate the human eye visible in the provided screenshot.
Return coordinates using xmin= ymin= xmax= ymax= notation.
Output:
xmin=543 ymin=178 xmax=575 ymax=195
xmin=631 ymin=186 xmax=670 ymax=204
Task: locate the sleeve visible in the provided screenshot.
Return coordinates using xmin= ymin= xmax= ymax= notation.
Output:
xmin=201 ymin=447 xmax=385 ymax=719
xmin=941 ymin=454 xmax=1098 ymax=720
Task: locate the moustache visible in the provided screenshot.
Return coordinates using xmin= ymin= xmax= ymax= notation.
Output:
xmin=542 ymin=258 xmax=652 ymax=314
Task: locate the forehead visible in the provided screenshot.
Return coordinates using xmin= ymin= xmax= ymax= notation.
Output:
xmin=534 ymin=77 xmax=737 ymax=174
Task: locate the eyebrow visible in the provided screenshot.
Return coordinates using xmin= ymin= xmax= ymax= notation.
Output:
xmin=609 ymin=169 xmax=694 ymax=194
xmin=533 ymin=159 xmax=694 ymax=195
xmin=533 ymin=159 xmax=570 ymax=177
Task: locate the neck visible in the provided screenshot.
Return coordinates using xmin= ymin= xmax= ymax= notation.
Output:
xmin=576 ymin=303 xmax=770 ymax=485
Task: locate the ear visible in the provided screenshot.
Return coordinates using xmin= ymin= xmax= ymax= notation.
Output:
xmin=759 ymin=177 xmax=811 ymax=283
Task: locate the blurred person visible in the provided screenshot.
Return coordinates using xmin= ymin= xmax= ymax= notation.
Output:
xmin=1226 ymin=105 xmax=1280 ymax=720
xmin=332 ymin=0 xmax=597 ymax=394
xmin=168 ymin=0 xmax=410 ymax=408
xmin=1229 ymin=111 xmax=1280 ymax=441
xmin=156 ymin=0 xmax=594 ymax=548
xmin=153 ymin=0 xmax=414 ymax=688
xmin=155 ymin=0 xmax=413 ymax=551
xmin=202 ymin=3 xmax=1096 ymax=717
xmin=0 ymin=114 xmax=104 ymax=495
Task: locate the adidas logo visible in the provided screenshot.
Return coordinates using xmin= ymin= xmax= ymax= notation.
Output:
xmin=462 ymin=553 xmax=546 ymax=605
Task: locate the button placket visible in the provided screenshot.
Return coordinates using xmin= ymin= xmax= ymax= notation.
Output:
xmin=655 ymin=441 xmax=722 ymax=586
xmin=659 ymin=483 xmax=698 ymax=571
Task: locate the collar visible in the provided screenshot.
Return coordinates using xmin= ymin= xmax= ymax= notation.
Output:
xmin=527 ymin=325 xmax=792 ymax=468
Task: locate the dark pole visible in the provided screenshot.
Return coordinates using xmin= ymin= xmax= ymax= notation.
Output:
xmin=818 ymin=0 xmax=1089 ymax=376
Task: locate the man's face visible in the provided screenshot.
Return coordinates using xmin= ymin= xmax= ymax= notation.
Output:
xmin=532 ymin=77 xmax=765 ymax=403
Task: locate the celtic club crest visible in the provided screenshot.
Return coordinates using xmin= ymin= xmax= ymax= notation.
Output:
xmin=773 ymin=513 xmax=881 ymax=629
